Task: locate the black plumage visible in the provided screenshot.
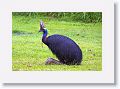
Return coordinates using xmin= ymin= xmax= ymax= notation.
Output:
xmin=39 ymin=21 xmax=82 ymax=65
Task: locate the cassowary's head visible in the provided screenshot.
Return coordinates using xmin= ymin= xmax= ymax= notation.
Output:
xmin=39 ymin=20 xmax=45 ymax=32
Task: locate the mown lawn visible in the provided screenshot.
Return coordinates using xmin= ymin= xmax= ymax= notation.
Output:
xmin=12 ymin=16 xmax=102 ymax=71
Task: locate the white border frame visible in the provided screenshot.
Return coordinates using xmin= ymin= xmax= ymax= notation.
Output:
xmin=0 ymin=0 xmax=114 ymax=83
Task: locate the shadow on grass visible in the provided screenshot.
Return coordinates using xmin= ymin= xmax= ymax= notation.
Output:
xmin=12 ymin=30 xmax=33 ymax=36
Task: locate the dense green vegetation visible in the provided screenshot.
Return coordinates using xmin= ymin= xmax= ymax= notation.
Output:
xmin=13 ymin=12 xmax=102 ymax=23
xmin=12 ymin=12 xmax=102 ymax=71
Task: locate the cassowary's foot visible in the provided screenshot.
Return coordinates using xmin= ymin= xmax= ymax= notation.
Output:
xmin=45 ymin=58 xmax=63 ymax=65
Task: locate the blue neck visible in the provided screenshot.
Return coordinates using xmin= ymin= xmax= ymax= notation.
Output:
xmin=42 ymin=29 xmax=48 ymax=43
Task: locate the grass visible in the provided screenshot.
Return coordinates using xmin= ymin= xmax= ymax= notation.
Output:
xmin=12 ymin=15 xmax=102 ymax=71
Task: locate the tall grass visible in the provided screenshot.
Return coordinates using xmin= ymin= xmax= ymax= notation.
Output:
xmin=12 ymin=12 xmax=102 ymax=23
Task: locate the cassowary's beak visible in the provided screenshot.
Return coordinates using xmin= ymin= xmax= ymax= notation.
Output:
xmin=38 ymin=29 xmax=43 ymax=32
xmin=38 ymin=30 xmax=41 ymax=32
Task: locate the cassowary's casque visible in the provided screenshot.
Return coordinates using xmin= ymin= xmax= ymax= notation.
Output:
xmin=39 ymin=21 xmax=82 ymax=65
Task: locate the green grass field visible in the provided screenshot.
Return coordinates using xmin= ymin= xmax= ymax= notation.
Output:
xmin=12 ymin=15 xmax=102 ymax=71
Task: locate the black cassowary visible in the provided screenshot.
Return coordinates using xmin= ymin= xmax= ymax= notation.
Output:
xmin=39 ymin=21 xmax=82 ymax=65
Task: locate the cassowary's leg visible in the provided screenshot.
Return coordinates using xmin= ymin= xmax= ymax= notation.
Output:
xmin=45 ymin=58 xmax=63 ymax=65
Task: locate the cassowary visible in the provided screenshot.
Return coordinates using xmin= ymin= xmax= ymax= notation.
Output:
xmin=39 ymin=21 xmax=82 ymax=65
